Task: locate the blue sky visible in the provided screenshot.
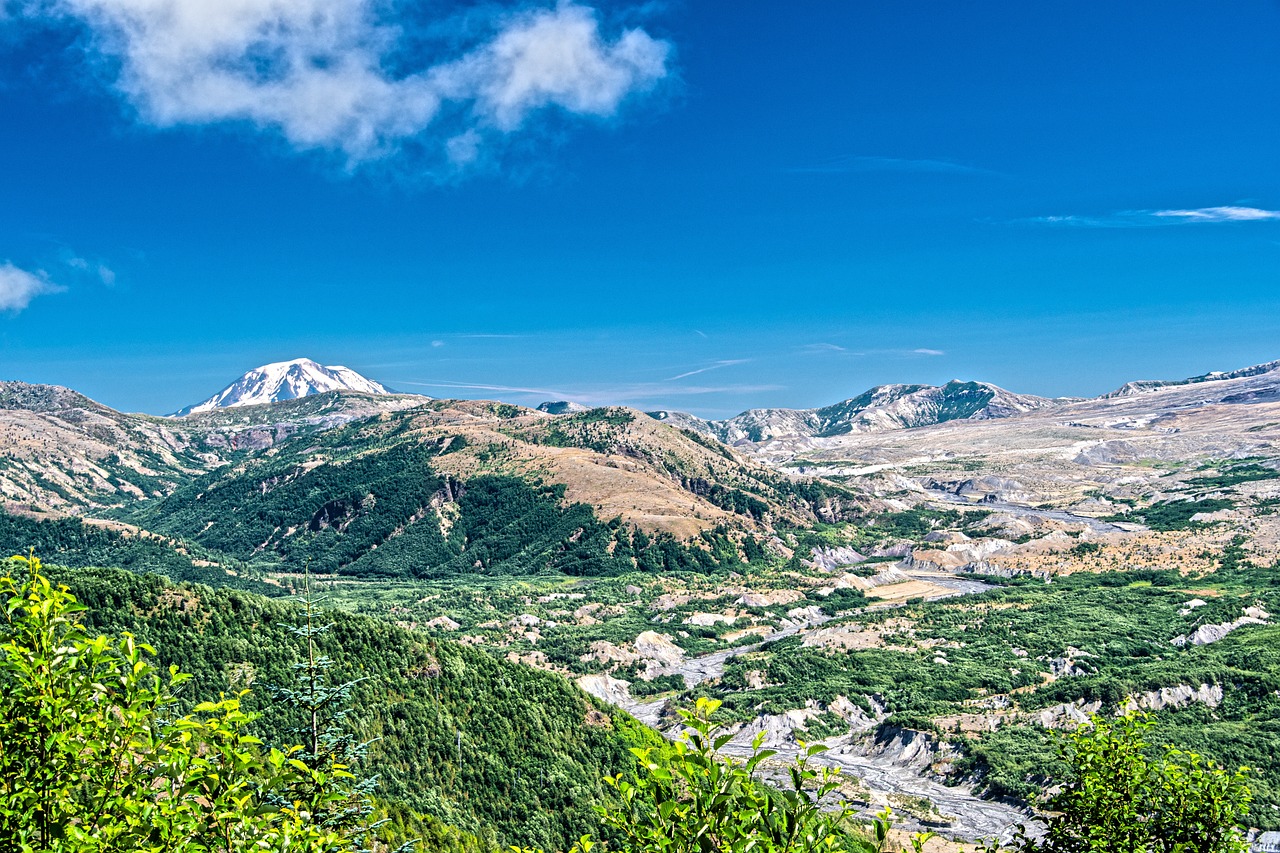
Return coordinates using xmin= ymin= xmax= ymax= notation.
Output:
xmin=1 ymin=1 xmax=1278 ymax=417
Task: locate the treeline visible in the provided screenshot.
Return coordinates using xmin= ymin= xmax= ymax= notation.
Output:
xmin=0 ymin=510 xmax=281 ymax=595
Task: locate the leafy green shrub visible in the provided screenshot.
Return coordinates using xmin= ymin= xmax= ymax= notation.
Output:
xmin=0 ymin=555 xmax=361 ymax=852
xmin=600 ymin=697 xmax=891 ymax=853
xmin=628 ymin=673 xmax=687 ymax=698
xmin=987 ymin=710 xmax=1252 ymax=853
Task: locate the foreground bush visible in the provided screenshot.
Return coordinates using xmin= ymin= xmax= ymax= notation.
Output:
xmin=988 ymin=710 xmax=1252 ymax=853
xmin=0 ymin=555 xmax=361 ymax=852
xmin=600 ymin=697 xmax=897 ymax=853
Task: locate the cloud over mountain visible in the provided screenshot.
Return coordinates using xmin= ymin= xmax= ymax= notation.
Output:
xmin=20 ymin=0 xmax=669 ymax=167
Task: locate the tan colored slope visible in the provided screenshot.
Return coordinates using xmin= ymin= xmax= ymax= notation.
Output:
xmin=1 ymin=381 xmax=859 ymax=537
xmin=327 ymin=402 xmax=827 ymax=538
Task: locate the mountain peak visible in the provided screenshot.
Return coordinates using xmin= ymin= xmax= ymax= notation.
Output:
xmin=537 ymin=400 xmax=590 ymax=415
xmin=173 ymin=358 xmax=393 ymax=416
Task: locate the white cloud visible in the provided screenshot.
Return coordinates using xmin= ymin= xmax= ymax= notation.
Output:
xmin=432 ymin=3 xmax=668 ymax=133
xmin=912 ymin=348 xmax=945 ymax=356
xmin=1028 ymin=205 xmax=1280 ymax=228
xmin=0 ymin=263 xmax=60 ymax=312
xmin=1152 ymin=206 xmax=1280 ymax=223
xmin=24 ymin=0 xmax=669 ymax=164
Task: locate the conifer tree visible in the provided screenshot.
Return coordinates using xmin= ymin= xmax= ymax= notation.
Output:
xmin=269 ymin=563 xmax=415 ymax=852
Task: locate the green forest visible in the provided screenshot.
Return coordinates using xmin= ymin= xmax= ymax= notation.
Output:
xmin=38 ymin=561 xmax=656 ymax=851
xmin=0 ymin=554 xmax=1257 ymax=853
xmin=118 ymin=435 xmax=759 ymax=580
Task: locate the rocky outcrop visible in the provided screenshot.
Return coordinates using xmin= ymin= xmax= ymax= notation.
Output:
xmin=1172 ymin=607 xmax=1270 ymax=647
xmin=1124 ymin=683 xmax=1224 ymax=713
xmin=806 ymin=545 xmax=868 ymax=572
xmin=634 ymin=631 xmax=686 ymax=666
xmin=1037 ymin=683 xmax=1223 ymax=728
xmin=735 ymin=589 xmax=805 ymax=607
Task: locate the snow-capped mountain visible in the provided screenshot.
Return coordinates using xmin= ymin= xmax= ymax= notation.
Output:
xmin=174 ymin=358 xmax=394 ymax=416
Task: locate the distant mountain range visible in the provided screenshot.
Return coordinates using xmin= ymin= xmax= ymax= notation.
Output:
xmin=1102 ymin=359 xmax=1280 ymax=398
xmin=649 ymin=362 xmax=1280 ymax=444
xmin=650 ymin=380 xmax=1058 ymax=443
xmin=173 ymin=357 xmax=403 ymax=416
xmin=163 ymin=357 xmax=1280 ymax=442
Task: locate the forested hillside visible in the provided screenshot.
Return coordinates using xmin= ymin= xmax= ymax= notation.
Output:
xmin=0 ymin=510 xmax=281 ymax=594
xmin=116 ymin=409 xmax=818 ymax=579
xmin=44 ymin=564 xmax=658 ymax=851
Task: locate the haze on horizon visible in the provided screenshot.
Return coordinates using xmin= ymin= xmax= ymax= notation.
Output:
xmin=0 ymin=1 xmax=1277 ymax=418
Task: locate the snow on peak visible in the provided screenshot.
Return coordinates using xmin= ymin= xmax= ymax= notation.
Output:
xmin=174 ymin=358 xmax=392 ymax=416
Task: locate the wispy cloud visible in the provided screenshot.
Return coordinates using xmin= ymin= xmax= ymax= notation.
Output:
xmin=1153 ymin=206 xmax=1280 ymax=223
xmin=66 ymin=255 xmax=116 ymax=285
xmin=664 ymin=359 xmax=748 ymax=381
xmin=609 ymin=383 xmax=783 ymax=401
xmin=0 ymin=263 xmax=62 ymax=313
xmin=1026 ymin=205 xmax=1280 ymax=228
xmin=392 ymin=377 xmax=782 ymax=406
xmin=799 ymin=342 xmax=848 ymax=354
xmin=395 ymin=379 xmax=571 ymax=397
xmin=17 ymin=1 xmax=670 ymax=170
xmin=789 ymin=155 xmax=998 ymax=176
xmin=799 ymin=343 xmax=944 ymax=358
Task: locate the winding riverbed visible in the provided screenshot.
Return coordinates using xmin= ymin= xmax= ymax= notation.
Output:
xmin=579 ymin=572 xmax=1030 ymax=843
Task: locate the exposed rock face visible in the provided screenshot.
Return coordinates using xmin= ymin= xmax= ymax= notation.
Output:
xmin=735 ymin=589 xmax=805 ymax=607
xmin=633 ymin=631 xmax=686 ymax=666
xmin=1037 ymin=683 xmax=1224 ymax=728
xmin=1172 ymin=607 xmax=1270 ymax=647
xmin=576 ymin=673 xmax=667 ymax=726
xmin=683 ymin=612 xmax=737 ymax=627
xmin=1044 ymin=647 xmax=1095 ymax=678
xmin=906 ymin=538 xmax=1016 ymax=571
xmin=1124 ymin=683 xmax=1224 ymax=713
xmin=1250 ymin=830 xmax=1280 ymax=852
xmin=848 ymin=725 xmax=961 ymax=776
xmin=801 ymin=625 xmax=886 ymax=651
xmin=537 ymin=401 xmax=590 ymax=414
xmin=727 ymin=708 xmax=821 ymax=749
xmin=806 ymin=545 xmax=868 ymax=572
xmin=581 ymin=640 xmax=640 ymax=667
